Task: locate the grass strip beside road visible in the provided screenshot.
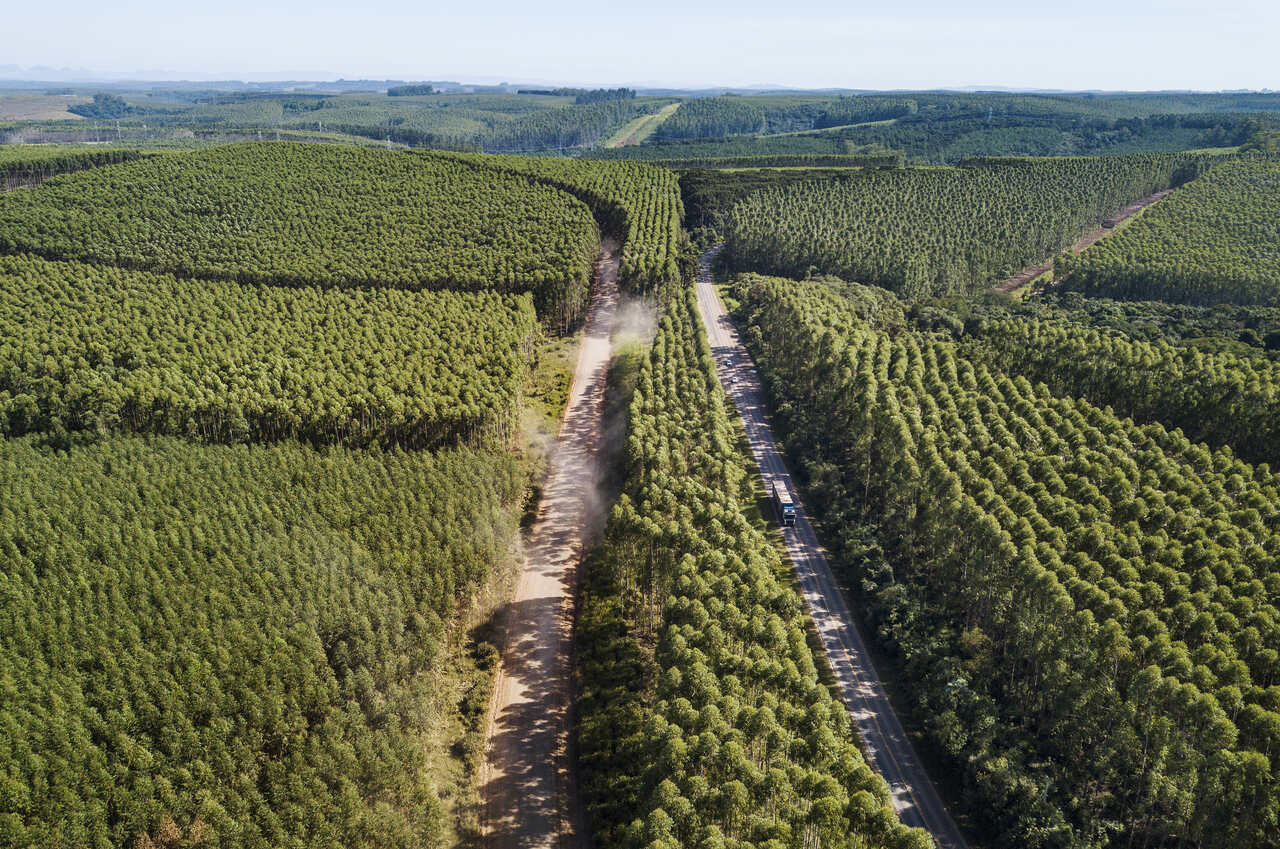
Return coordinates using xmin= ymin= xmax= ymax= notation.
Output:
xmin=603 ymin=102 xmax=682 ymax=148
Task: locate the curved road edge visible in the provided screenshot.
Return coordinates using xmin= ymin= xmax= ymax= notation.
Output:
xmin=694 ymin=246 xmax=968 ymax=849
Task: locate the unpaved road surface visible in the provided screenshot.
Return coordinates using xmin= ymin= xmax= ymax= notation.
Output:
xmin=606 ymin=101 xmax=681 ymax=147
xmin=695 ymin=246 xmax=967 ymax=849
xmin=995 ymin=188 xmax=1173 ymax=294
xmin=482 ymin=242 xmax=619 ymax=849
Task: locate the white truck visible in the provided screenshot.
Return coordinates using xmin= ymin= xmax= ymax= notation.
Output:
xmin=772 ymin=480 xmax=796 ymax=527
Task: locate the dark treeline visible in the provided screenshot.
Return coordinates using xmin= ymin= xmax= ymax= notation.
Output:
xmin=656 ymin=153 xmax=902 ymax=170
xmin=586 ymin=134 xmax=858 ymax=161
xmin=66 ymin=92 xmax=151 ymax=118
xmin=387 ymin=83 xmax=436 ymax=96
xmin=516 ymin=87 xmax=637 ymax=104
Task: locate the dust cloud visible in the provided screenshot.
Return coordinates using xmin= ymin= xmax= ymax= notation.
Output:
xmin=611 ymin=296 xmax=656 ymax=348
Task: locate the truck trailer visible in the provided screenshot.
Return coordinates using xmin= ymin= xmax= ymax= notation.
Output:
xmin=772 ymin=480 xmax=796 ymax=527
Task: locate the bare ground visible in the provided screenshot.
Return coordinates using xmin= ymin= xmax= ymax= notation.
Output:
xmin=994 ymin=188 xmax=1172 ymax=295
xmin=0 ymin=94 xmax=89 ymax=121
xmin=480 ymin=241 xmax=620 ymax=849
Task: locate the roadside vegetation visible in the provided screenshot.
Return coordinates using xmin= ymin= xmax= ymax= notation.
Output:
xmin=578 ymin=284 xmax=930 ymax=849
xmin=732 ymin=274 xmax=1280 ymax=849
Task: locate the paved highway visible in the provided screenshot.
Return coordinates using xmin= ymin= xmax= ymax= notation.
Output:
xmin=694 ymin=246 xmax=968 ymax=849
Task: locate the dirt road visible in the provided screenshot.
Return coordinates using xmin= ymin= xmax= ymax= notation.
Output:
xmin=695 ymin=246 xmax=967 ymax=849
xmin=482 ymin=242 xmax=619 ymax=849
xmin=604 ymin=101 xmax=681 ymax=147
xmin=995 ymin=188 xmax=1173 ymax=294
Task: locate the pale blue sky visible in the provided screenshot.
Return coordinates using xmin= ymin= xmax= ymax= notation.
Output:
xmin=11 ymin=0 xmax=1278 ymax=90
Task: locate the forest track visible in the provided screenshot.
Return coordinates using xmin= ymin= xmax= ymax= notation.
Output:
xmin=605 ymin=102 xmax=681 ymax=148
xmin=694 ymin=246 xmax=968 ymax=849
xmin=995 ymin=188 xmax=1172 ymax=295
xmin=481 ymin=241 xmax=620 ymax=849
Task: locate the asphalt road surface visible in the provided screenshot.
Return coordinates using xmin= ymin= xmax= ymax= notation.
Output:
xmin=481 ymin=241 xmax=619 ymax=849
xmin=694 ymin=246 xmax=968 ymax=849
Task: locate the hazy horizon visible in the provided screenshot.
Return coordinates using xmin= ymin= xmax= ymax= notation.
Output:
xmin=7 ymin=0 xmax=1278 ymax=92
xmin=0 ymin=68 xmax=1275 ymax=95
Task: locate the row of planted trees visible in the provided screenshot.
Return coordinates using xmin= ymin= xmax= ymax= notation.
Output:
xmin=577 ymin=283 xmax=932 ymax=849
xmin=732 ymin=274 xmax=1280 ymax=849
xmin=1057 ymin=156 xmax=1280 ymax=306
xmin=956 ymin=314 xmax=1280 ymax=467
xmin=0 ymin=146 xmax=147 ymax=189
xmin=0 ymin=434 xmax=525 ymax=849
xmin=0 ymin=140 xmax=685 ymax=849
xmin=0 ymin=142 xmax=602 ymax=328
xmin=720 ymin=153 xmax=1217 ymax=297
xmin=431 ymin=151 xmax=686 ymax=291
xmin=0 ymin=253 xmax=537 ymax=450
